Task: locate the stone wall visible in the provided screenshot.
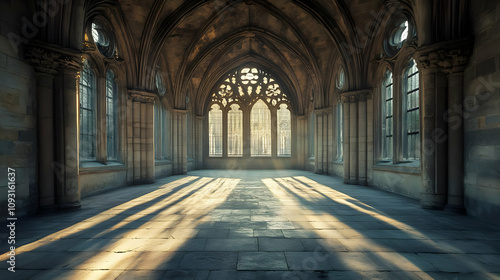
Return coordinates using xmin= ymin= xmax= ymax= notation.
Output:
xmin=0 ymin=20 xmax=38 ymax=217
xmin=463 ymin=0 xmax=500 ymax=223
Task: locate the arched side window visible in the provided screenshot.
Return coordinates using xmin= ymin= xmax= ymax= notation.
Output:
xmin=277 ymin=104 xmax=291 ymax=156
xmin=337 ymin=102 xmax=343 ymax=160
xmin=403 ymin=59 xmax=420 ymax=160
xmin=106 ymin=70 xmax=118 ymax=160
xmin=79 ymin=61 xmax=96 ymax=161
xmin=382 ymin=70 xmax=393 ymax=160
xmin=251 ymin=100 xmax=271 ymax=156
xmin=209 ymin=104 xmax=223 ymax=157
xmin=228 ymin=104 xmax=243 ymax=156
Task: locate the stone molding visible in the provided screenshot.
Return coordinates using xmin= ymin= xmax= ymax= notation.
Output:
xmin=25 ymin=41 xmax=83 ymax=75
xmin=171 ymin=108 xmax=188 ymax=115
xmin=340 ymin=89 xmax=371 ymax=103
xmin=128 ymin=89 xmax=156 ymax=103
xmin=25 ymin=46 xmax=61 ymax=75
xmin=414 ymin=38 xmax=473 ymax=73
xmin=314 ymin=107 xmax=333 ymax=115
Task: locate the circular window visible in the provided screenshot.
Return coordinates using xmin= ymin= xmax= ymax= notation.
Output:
xmin=156 ymin=71 xmax=166 ymax=95
xmin=91 ymin=22 xmax=115 ymax=58
xmin=389 ymin=21 xmax=408 ymax=47
xmin=336 ymin=68 xmax=345 ymax=90
xmin=384 ymin=17 xmax=413 ymax=57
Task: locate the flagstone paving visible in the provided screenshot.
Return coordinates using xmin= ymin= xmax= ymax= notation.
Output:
xmin=1 ymin=170 xmax=499 ymax=279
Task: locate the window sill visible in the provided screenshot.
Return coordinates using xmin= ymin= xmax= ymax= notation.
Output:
xmin=80 ymin=161 xmax=126 ymax=174
xmin=155 ymin=159 xmax=172 ymax=166
xmin=333 ymin=158 xmax=343 ymax=164
xmin=373 ymin=160 xmax=421 ymax=175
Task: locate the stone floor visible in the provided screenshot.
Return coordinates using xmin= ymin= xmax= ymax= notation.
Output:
xmin=1 ymin=170 xmax=500 ymax=279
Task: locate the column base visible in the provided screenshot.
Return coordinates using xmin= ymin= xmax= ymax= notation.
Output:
xmin=420 ymin=192 xmax=447 ymax=210
xmin=445 ymin=204 xmax=466 ymax=215
xmin=57 ymin=201 xmax=81 ymax=211
xmin=343 ymin=179 xmax=358 ymax=185
xmin=133 ymin=178 xmax=155 ymax=185
xmin=37 ymin=204 xmax=58 ymax=214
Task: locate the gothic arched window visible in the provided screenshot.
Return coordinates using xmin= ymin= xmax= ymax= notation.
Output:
xmin=208 ymin=66 xmax=292 ymax=158
xmin=382 ymin=70 xmax=393 ymax=160
xmin=228 ymin=104 xmax=243 ymax=156
xmin=251 ymin=100 xmax=271 ymax=156
xmin=277 ymin=104 xmax=291 ymax=156
xmin=209 ymin=104 xmax=223 ymax=157
xmin=106 ymin=70 xmax=118 ymax=160
xmin=79 ymin=61 xmax=96 ymax=161
xmin=403 ymin=59 xmax=420 ymax=160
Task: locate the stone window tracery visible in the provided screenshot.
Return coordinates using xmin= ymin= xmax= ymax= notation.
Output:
xmin=208 ymin=66 xmax=292 ymax=158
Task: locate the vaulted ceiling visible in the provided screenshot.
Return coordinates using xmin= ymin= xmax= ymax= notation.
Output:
xmin=83 ymin=0 xmax=404 ymax=115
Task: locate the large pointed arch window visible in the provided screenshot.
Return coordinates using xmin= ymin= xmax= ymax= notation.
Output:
xmin=403 ymin=59 xmax=420 ymax=160
xmin=277 ymin=104 xmax=291 ymax=156
xmin=209 ymin=104 xmax=223 ymax=157
xmin=251 ymin=100 xmax=271 ymax=156
xmin=79 ymin=61 xmax=96 ymax=161
xmin=208 ymin=66 xmax=292 ymax=158
xmin=382 ymin=70 xmax=393 ymax=160
xmin=106 ymin=70 xmax=118 ymax=160
xmin=228 ymin=104 xmax=243 ymax=156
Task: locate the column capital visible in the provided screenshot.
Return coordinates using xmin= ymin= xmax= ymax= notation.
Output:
xmin=25 ymin=45 xmax=61 ymax=75
xmin=340 ymin=89 xmax=371 ymax=103
xmin=313 ymin=107 xmax=333 ymax=115
xmin=25 ymin=41 xmax=83 ymax=75
xmin=171 ymin=108 xmax=188 ymax=115
xmin=414 ymin=38 xmax=473 ymax=73
xmin=128 ymin=89 xmax=156 ymax=103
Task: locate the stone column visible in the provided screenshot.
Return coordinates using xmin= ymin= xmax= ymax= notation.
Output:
xmin=314 ymin=109 xmax=324 ymax=173
xmin=25 ymin=46 xmax=59 ymax=211
xmin=415 ymin=48 xmax=450 ymax=209
xmin=172 ymin=109 xmax=188 ymax=174
xmin=128 ymin=90 xmax=156 ymax=183
xmin=313 ymin=108 xmax=332 ymax=174
xmin=358 ymin=93 xmax=368 ymax=185
xmin=340 ymin=90 xmax=371 ymax=185
xmin=342 ymin=96 xmax=351 ymax=184
xmin=195 ymin=115 xmax=204 ymax=169
xmin=55 ymin=54 xmax=83 ymax=209
xmin=295 ymin=115 xmax=308 ymax=169
xmin=445 ymin=49 xmax=470 ymax=213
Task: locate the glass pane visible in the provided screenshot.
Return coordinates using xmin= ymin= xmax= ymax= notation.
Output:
xmin=404 ymin=59 xmax=420 ymax=160
xmin=382 ymin=70 xmax=393 ymax=159
xmin=228 ymin=104 xmax=243 ymax=156
xmin=251 ymin=100 xmax=271 ymax=156
xmin=106 ymin=70 xmax=117 ymax=160
xmin=277 ymin=104 xmax=291 ymax=156
xmin=209 ymin=104 xmax=223 ymax=156
xmin=79 ymin=62 xmax=96 ymax=161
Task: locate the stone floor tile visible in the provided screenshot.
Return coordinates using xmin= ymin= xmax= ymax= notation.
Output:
xmin=282 ymin=229 xmax=320 ymax=238
xmin=228 ymin=229 xmax=254 ymax=238
xmin=196 ymin=229 xmax=229 ymax=238
xmin=204 ymin=238 xmax=258 ymax=251
xmin=237 ymin=252 xmax=288 ymax=270
xmin=3 ymin=170 xmax=500 ymax=278
xmin=258 ymin=238 xmax=305 ymax=251
xmin=253 ymin=229 xmax=283 ymax=237
xmin=178 ymin=252 xmax=238 ymax=270
xmin=417 ymin=253 xmax=491 ymax=272
xmin=285 ymin=252 xmax=335 ymax=270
